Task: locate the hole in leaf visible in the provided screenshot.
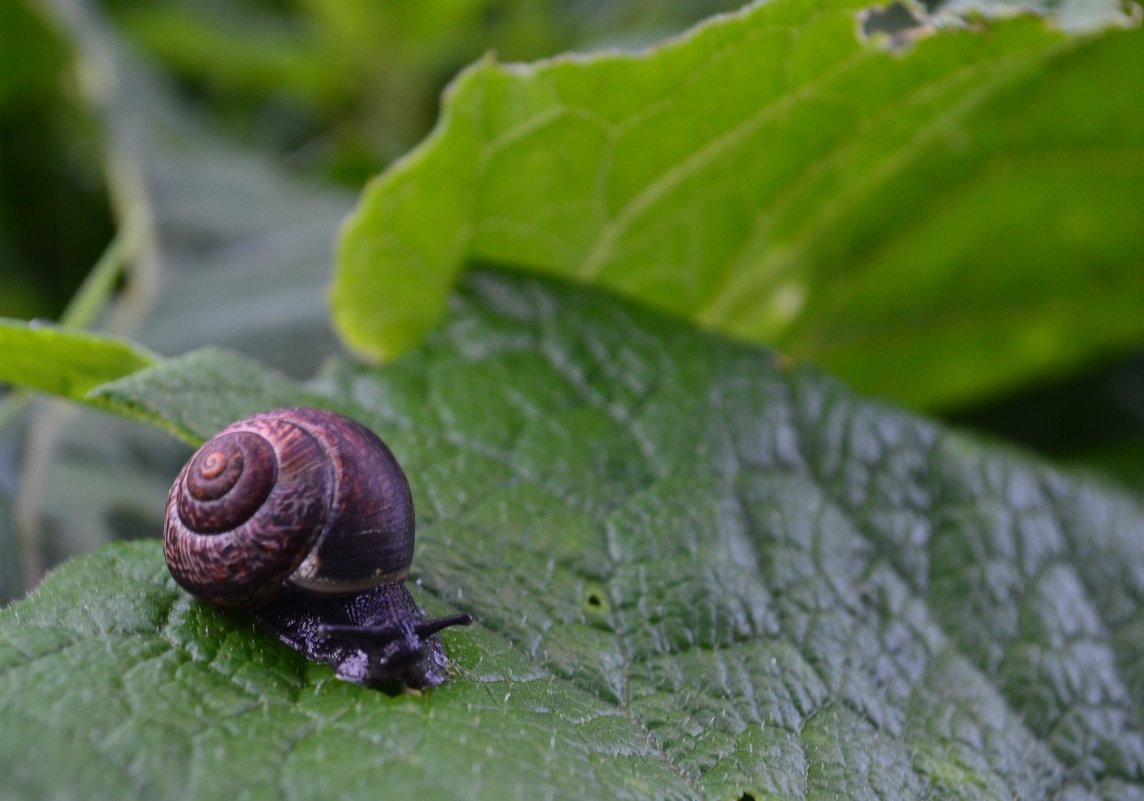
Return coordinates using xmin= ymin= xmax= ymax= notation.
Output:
xmin=581 ymin=581 xmax=609 ymax=617
xmin=857 ymin=2 xmax=932 ymax=49
xmin=738 ymin=793 xmax=757 ymax=801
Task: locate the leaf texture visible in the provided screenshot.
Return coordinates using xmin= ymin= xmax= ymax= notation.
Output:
xmin=4 ymin=272 xmax=1143 ymax=799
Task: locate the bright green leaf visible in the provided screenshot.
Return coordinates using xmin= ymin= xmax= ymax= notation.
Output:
xmin=333 ymin=0 xmax=1144 ymax=408
xmin=0 ymin=319 xmax=157 ymax=399
xmin=5 ymin=271 xmax=1144 ymax=799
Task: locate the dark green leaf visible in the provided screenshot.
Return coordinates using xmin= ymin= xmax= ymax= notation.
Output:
xmin=89 ymin=347 xmax=330 ymax=444
xmin=4 ymin=272 xmax=1143 ymax=799
xmin=948 ymin=346 xmax=1144 ymax=492
xmin=0 ymin=0 xmax=114 ymax=321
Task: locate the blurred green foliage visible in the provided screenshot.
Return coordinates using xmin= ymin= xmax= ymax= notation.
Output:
xmin=0 ymin=0 xmax=113 ymax=320
xmin=0 ymin=0 xmax=742 ymax=324
xmin=104 ymin=0 xmax=744 ymax=183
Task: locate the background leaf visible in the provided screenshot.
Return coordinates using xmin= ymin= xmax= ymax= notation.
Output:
xmin=950 ymin=349 xmax=1144 ymax=488
xmin=0 ymin=0 xmax=358 ymax=600
xmin=4 ymin=271 xmax=1144 ymax=799
xmin=103 ymin=0 xmax=745 ymax=182
xmin=333 ymin=0 xmax=1144 ymax=409
xmin=0 ymin=0 xmax=113 ymax=321
xmin=0 ymin=320 xmax=155 ymax=401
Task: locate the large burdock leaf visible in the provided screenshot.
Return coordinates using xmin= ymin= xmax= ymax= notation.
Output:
xmin=4 ymin=272 xmax=1144 ymax=799
xmin=333 ymin=0 xmax=1144 ymax=408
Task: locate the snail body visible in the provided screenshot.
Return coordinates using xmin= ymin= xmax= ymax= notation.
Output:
xmin=163 ymin=408 xmax=471 ymax=689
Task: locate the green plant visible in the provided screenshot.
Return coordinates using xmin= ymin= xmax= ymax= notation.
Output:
xmin=1 ymin=0 xmax=1142 ymax=798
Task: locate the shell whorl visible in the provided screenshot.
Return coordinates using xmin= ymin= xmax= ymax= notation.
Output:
xmin=163 ymin=409 xmax=415 ymax=607
xmin=177 ymin=431 xmax=277 ymax=532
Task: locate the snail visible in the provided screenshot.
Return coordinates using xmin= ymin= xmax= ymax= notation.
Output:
xmin=163 ymin=407 xmax=472 ymax=690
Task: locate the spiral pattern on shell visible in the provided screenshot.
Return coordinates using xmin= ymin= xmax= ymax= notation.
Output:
xmin=163 ymin=408 xmax=415 ymax=607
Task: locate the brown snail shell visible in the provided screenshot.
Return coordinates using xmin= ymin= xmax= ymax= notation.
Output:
xmin=163 ymin=408 xmax=414 ymax=606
